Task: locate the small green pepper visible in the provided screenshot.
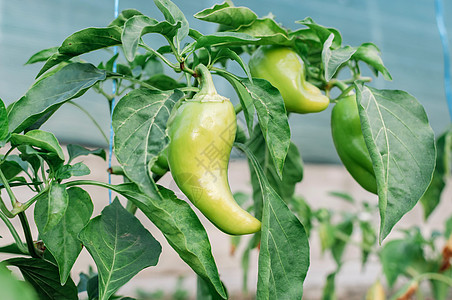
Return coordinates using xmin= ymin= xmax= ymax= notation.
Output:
xmin=331 ymin=94 xmax=377 ymax=194
xmin=249 ymin=46 xmax=330 ymax=114
xmin=167 ymin=64 xmax=261 ymax=235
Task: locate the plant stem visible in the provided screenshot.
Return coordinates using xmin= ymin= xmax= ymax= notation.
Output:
xmin=18 ymin=212 xmax=39 ymax=258
xmin=15 ymin=186 xmax=49 ymax=214
xmin=68 ymin=101 xmax=109 ymax=145
xmin=0 ymin=147 xmax=15 ymax=163
xmin=0 ymin=195 xmax=14 ymax=218
xmin=0 ymin=168 xmax=18 ymax=207
xmin=0 ymin=210 xmax=27 ymax=254
xmin=108 ymin=75 xmax=157 ymax=91
xmin=234 ymin=103 xmax=243 ymax=114
xmin=140 ymin=43 xmax=180 ymax=70
xmin=416 ymin=272 xmax=452 ymax=286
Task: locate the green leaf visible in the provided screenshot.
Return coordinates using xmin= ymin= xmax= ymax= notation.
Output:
xmin=10 ymin=130 xmax=64 ymax=161
xmin=54 ymin=162 xmax=90 ymax=180
xmin=420 ymin=128 xmax=452 ymax=219
xmin=194 ymin=32 xmax=259 ymax=49
xmin=234 ymin=18 xmax=292 ymax=45
xmin=194 ymin=2 xmax=257 ymax=29
xmin=7 ymin=63 xmax=106 ymax=133
xmin=153 ymin=0 xmax=189 ymax=43
xmin=0 ymin=263 xmax=38 ymax=300
xmin=79 ymin=199 xmax=162 ymax=300
xmin=112 ymin=88 xmax=183 ymax=195
xmin=0 ymin=99 xmax=8 ymax=141
xmin=35 ymin=187 xmax=93 ymax=285
xmin=360 ymin=221 xmax=376 ymax=266
xmin=122 ymin=15 xmax=181 ymax=61
xmin=145 ymin=74 xmax=185 ymax=91
xmin=331 ymin=218 xmax=354 ymax=266
xmin=108 ymin=9 xmax=144 ymax=27
xmin=5 ymin=257 xmax=78 ymax=300
xmin=196 ymin=276 xmax=227 ymax=300
xmin=213 ymin=48 xmax=253 ymax=82
xmin=237 ymin=143 xmax=309 ymax=300
xmin=35 ymin=53 xmax=73 ymax=79
xmin=353 ymin=43 xmax=392 ymax=81
xmin=111 ymin=183 xmax=227 ymax=299
xmin=242 ymin=78 xmax=290 ymax=179
xmin=42 ymin=182 xmax=69 ymax=232
xmin=67 ymin=144 xmax=106 ymax=163
xmin=0 ymin=243 xmax=27 ymax=255
xmin=328 ymin=191 xmax=355 ymax=203
xmin=322 ymin=34 xmax=356 ymax=81
xmin=355 ymin=84 xmax=436 ymax=241
xmin=296 ymin=17 xmax=342 ymax=48
xmin=247 ymin=126 xmax=303 ymax=219
xmin=321 ymin=272 xmax=337 ymax=300
xmin=215 ymin=71 xmax=254 ymax=136
xmin=25 ymin=47 xmax=59 ymax=65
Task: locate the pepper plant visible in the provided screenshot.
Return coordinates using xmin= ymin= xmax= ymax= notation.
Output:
xmin=0 ymin=1 xmax=441 ymax=299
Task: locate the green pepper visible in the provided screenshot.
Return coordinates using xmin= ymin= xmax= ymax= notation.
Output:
xmin=249 ymin=46 xmax=330 ymax=114
xmin=331 ymin=94 xmax=377 ymax=194
xmin=167 ymin=64 xmax=261 ymax=235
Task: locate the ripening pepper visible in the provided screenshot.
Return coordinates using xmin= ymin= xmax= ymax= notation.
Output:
xmin=249 ymin=46 xmax=330 ymax=114
xmin=366 ymin=280 xmax=385 ymax=300
xmin=331 ymin=94 xmax=377 ymax=194
xmin=167 ymin=64 xmax=261 ymax=235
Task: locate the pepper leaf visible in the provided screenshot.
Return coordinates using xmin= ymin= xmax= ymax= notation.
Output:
xmin=10 ymin=130 xmax=64 ymax=161
xmin=108 ymin=9 xmax=144 ymax=27
xmin=236 ymin=143 xmax=309 ymax=299
xmin=355 ymin=84 xmax=436 ymax=242
xmin=153 ymin=0 xmax=189 ymax=44
xmin=0 ymin=99 xmax=8 ymax=141
xmin=122 ymin=15 xmax=181 ymax=61
xmin=322 ymin=34 xmax=356 ymax=81
xmin=112 ymin=88 xmax=183 ymax=196
xmin=420 ymin=127 xmax=452 ymax=219
xmin=25 ymin=46 xmax=59 ymax=65
xmin=7 ymin=63 xmax=106 ymax=133
xmin=35 ymin=187 xmax=93 ymax=285
xmin=194 ymin=32 xmax=259 ymax=49
xmin=78 ymin=199 xmax=162 ymax=300
xmin=353 ymin=42 xmax=392 ymax=81
xmin=195 ymin=2 xmax=257 ymax=29
xmin=110 ymin=183 xmax=227 ymax=299
xmin=5 ymin=257 xmax=78 ymax=300
xmin=234 ymin=18 xmax=292 ymax=46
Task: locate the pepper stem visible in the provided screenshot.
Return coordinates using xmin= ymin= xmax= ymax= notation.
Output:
xmin=193 ymin=64 xmax=227 ymax=102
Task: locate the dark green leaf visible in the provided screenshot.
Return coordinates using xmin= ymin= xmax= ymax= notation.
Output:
xmin=108 ymin=9 xmax=144 ymax=27
xmin=322 ymin=34 xmax=356 ymax=81
xmin=112 ymin=88 xmax=183 ymax=195
xmin=110 ymin=183 xmax=227 ymax=299
xmin=322 ymin=272 xmax=337 ymax=300
xmin=331 ymin=218 xmax=353 ymax=266
xmin=79 ymin=199 xmax=162 ymax=300
xmin=122 ymin=15 xmax=181 ymax=61
xmin=0 ymin=243 xmax=27 ymax=255
xmin=420 ymin=128 xmax=452 ymax=219
xmin=0 ymin=99 xmax=8 ymax=141
xmin=353 ymin=43 xmax=392 ymax=81
xmin=153 ymin=0 xmax=189 ymax=43
xmin=0 ymin=155 xmax=27 ymax=181
xmin=196 ymin=276 xmax=227 ymax=300
xmin=195 ymin=2 xmax=257 ymax=29
xmin=0 ymin=263 xmax=38 ymax=300
xmin=355 ymin=84 xmax=436 ymax=241
xmin=328 ymin=191 xmax=355 ymax=203
xmin=234 ymin=18 xmax=292 ymax=45
xmin=35 ymin=53 xmax=73 ymax=79
xmin=194 ymin=32 xmax=259 ymax=49
xmin=5 ymin=257 xmax=78 ymax=300
xmin=35 ymin=187 xmax=93 ymax=284
xmin=237 ymin=143 xmax=309 ymax=300
xmin=242 ymin=78 xmax=290 ymax=179
xmin=8 ymin=63 xmax=106 ymax=133
xmin=25 ymin=47 xmax=59 ymax=65
xmin=67 ymin=144 xmax=106 ymax=163
xmin=247 ymin=126 xmax=303 ymax=219
xmin=55 ymin=162 xmax=90 ymax=180
xmin=288 ymin=196 xmax=313 ymax=236
xmin=87 ymin=275 xmax=99 ymax=300
xmin=10 ymin=130 xmax=64 ymax=160
xmin=145 ymin=74 xmax=185 ymax=90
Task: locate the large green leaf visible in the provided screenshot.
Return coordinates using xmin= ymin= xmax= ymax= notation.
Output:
xmin=0 ymin=263 xmax=38 ymax=300
xmin=242 ymin=78 xmax=290 ymax=179
xmin=296 ymin=17 xmax=342 ymax=49
xmin=42 ymin=182 xmax=69 ymax=232
xmin=122 ymin=15 xmax=181 ymax=61
xmin=112 ymin=88 xmax=183 ymax=195
xmin=78 ymin=199 xmax=161 ymax=300
xmin=420 ymin=128 xmax=452 ymax=219
xmin=237 ymin=143 xmax=309 ymax=299
xmin=35 ymin=187 xmax=93 ymax=285
xmin=322 ymin=34 xmax=356 ymax=81
xmin=194 ymin=2 xmax=257 ymax=29
xmin=109 ymin=183 xmax=227 ymax=299
xmin=194 ymin=32 xmax=259 ymax=49
xmin=67 ymin=144 xmax=106 ymax=163
xmin=10 ymin=130 xmax=64 ymax=161
xmin=7 ymin=63 xmax=106 ymax=133
xmin=355 ymin=84 xmax=436 ymax=241
xmin=234 ymin=18 xmax=292 ymax=46
xmin=108 ymin=9 xmax=144 ymax=27
xmin=247 ymin=126 xmax=303 ymax=219
xmin=5 ymin=257 xmax=78 ymax=300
